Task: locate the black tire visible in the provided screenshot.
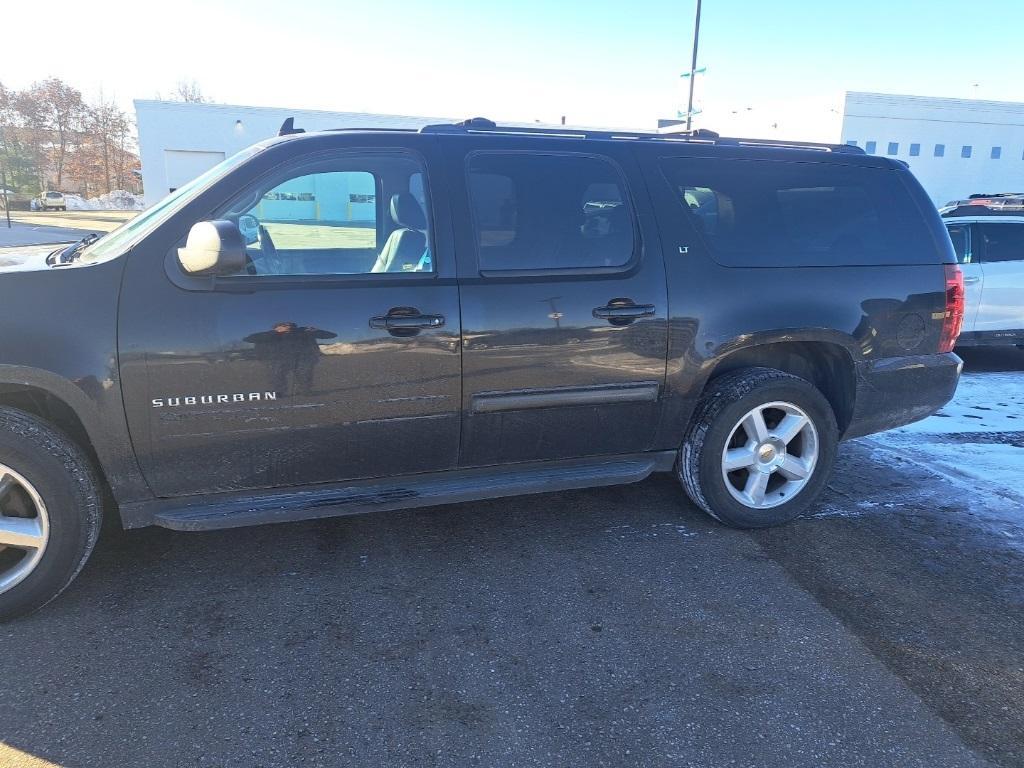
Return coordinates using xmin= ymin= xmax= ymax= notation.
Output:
xmin=0 ymin=407 xmax=102 ymax=621
xmin=678 ymin=367 xmax=838 ymax=528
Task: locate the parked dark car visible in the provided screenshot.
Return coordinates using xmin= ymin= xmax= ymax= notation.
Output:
xmin=0 ymin=118 xmax=964 ymax=618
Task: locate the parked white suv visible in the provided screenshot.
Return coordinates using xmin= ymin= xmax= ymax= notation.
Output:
xmin=39 ymin=191 xmax=66 ymax=211
xmin=944 ymin=213 xmax=1024 ymax=347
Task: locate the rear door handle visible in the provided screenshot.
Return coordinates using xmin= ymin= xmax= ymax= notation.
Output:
xmin=963 ymin=276 xmax=981 ymax=285
xmin=370 ymin=308 xmax=445 ymax=335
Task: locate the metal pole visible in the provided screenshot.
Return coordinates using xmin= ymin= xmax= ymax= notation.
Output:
xmin=685 ymin=0 xmax=703 ymax=132
xmin=1 ymin=166 xmax=11 ymax=229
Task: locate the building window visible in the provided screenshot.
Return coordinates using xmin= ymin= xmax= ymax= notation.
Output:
xmin=961 ymin=145 xmax=972 ymax=158
xmin=909 ymin=143 xmax=921 ymax=157
xmin=887 ymin=142 xmax=899 ymax=155
xmin=864 ymin=141 xmax=877 ymax=154
xmin=845 ymin=140 xmax=857 ymax=147
xmin=991 ymin=146 xmax=1002 ymax=160
xmin=934 ymin=144 xmax=945 ymax=157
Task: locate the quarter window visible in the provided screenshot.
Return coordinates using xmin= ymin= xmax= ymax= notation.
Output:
xmin=660 ymin=157 xmax=934 ymax=267
xmin=979 ymin=224 xmax=1024 ymax=263
xmin=467 ymin=153 xmax=635 ymax=271
xmin=214 ymin=154 xmax=433 ymax=277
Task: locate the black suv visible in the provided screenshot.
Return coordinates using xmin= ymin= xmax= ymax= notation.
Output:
xmin=0 ymin=119 xmax=963 ymax=618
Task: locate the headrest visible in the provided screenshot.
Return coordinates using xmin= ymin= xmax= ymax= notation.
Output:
xmin=390 ymin=192 xmax=426 ymax=230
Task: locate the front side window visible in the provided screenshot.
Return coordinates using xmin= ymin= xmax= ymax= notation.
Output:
xmin=946 ymin=223 xmax=972 ymax=264
xmin=979 ymin=223 xmax=1024 ymax=263
xmin=216 ymin=153 xmax=432 ymax=277
xmin=660 ymin=157 xmax=934 ymax=267
xmin=467 ymin=153 xmax=635 ymax=272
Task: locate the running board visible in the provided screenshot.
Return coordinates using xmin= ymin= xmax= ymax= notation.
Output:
xmin=121 ymin=452 xmax=677 ymax=531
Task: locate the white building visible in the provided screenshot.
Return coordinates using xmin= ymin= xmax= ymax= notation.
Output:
xmin=841 ymin=92 xmax=1024 ymax=206
xmin=134 ymin=100 xmax=449 ymax=207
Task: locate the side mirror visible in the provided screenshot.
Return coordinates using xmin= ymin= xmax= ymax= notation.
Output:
xmin=177 ymin=220 xmax=246 ymax=275
xmin=238 ymin=214 xmax=259 ymax=245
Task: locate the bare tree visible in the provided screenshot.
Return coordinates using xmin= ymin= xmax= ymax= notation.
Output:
xmin=19 ymin=78 xmax=86 ymax=189
xmin=86 ymin=95 xmax=131 ymax=194
xmin=172 ymin=79 xmax=208 ymax=103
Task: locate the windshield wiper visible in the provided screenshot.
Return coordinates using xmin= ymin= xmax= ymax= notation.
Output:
xmin=48 ymin=233 xmax=101 ymax=265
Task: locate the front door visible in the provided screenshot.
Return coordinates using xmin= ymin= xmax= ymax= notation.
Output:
xmin=443 ymin=140 xmax=668 ymax=466
xmin=119 ymin=143 xmax=462 ymax=496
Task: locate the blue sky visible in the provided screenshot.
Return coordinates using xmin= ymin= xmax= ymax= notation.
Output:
xmin=4 ymin=0 xmax=1023 ymax=140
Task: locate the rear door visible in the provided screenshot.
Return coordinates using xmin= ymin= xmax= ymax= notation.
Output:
xmin=945 ymin=221 xmax=982 ymax=332
xmin=975 ymin=221 xmax=1024 ymax=335
xmin=441 ymin=137 xmax=668 ymax=466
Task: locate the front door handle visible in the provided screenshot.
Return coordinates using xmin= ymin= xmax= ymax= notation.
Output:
xmin=370 ymin=307 xmax=445 ymax=335
xmin=593 ymin=299 xmax=656 ymax=325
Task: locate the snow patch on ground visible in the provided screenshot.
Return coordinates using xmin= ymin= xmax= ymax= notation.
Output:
xmin=895 ymin=373 xmax=1024 ymax=435
xmin=64 ymin=190 xmax=144 ymax=211
xmin=866 ymin=370 xmax=1024 ymax=542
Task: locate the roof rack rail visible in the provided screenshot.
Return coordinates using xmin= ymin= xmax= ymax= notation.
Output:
xmin=418 ymin=118 xmax=865 ymax=154
xmin=325 ymin=126 xmax=419 ymax=133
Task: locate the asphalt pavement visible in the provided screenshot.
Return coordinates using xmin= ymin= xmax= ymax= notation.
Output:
xmin=1 ymin=350 xmax=1022 ymax=768
xmin=0 ymin=221 xmax=90 ymax=248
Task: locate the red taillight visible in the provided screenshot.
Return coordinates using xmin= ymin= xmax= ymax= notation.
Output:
xmin=939 ymin=263 xmax=964 ymax=353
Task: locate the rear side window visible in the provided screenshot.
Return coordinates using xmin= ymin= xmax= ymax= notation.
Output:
xmin=945 ymin=223 xmax=972 ymax=264
xmin=467 ymin=152 xmax=635 ymax=272
xmin=978 ymin=223 xmax=1024 ymax=263
xmin=659 ymin=157 xmax=936 ymax=267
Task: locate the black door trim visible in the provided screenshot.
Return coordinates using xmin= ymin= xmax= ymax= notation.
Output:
xmin=471 ymin=381 xmax=660 ymax=414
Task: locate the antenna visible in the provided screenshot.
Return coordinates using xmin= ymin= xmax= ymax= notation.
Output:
xmin=278 ymin=117 xmax=305 ymax=136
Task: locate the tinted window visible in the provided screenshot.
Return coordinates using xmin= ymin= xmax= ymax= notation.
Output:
xmin=945 ymin=223 xmax=972 ymax=264
xmin=979 ymin=223 xmax=1024 ymax=263
xmin=659 ymin=157 xmax=936 ymax=267
xmin=214 ymin=154 xmax=432 ymax=277
xmin=467 ymin=153 xmax=634 ymax=271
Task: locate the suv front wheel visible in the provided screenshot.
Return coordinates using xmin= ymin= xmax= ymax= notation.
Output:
xmin=0 ymin=407 xmax=102 ymax=620
xmin=679 ymin=367 xmax=838 ymax=528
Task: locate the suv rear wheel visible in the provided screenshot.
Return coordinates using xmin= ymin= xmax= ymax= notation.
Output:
xmin=0 ymin=407 xmax=101 ymax=620
xmin=679 ymin=367 xmax=838 ymax=528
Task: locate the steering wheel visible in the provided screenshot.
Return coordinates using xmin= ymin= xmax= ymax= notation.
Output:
xmin=253 ymin=224 xmax=284 ymax=275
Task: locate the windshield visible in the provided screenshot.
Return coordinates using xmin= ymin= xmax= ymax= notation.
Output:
xmin=81 ymin=144 xmax=266 ymax=262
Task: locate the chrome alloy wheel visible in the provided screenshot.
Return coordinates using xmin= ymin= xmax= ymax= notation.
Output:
xmin=0 ymin=464 xmax=50 ymax=595
xmin=720 ymin=401 xmax=819 ymax=510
